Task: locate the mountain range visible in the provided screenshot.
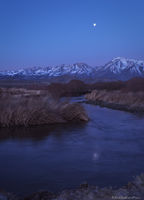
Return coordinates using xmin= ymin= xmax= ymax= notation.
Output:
xmin=0 ymin=57 xmax=144 ymax=82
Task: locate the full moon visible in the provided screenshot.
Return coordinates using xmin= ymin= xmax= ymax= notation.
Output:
xmin=93 ymin=23 xmax=96 ymax=27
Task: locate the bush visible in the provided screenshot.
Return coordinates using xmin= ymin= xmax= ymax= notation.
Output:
xmin=90 ymin=81 xmax=125 ymax=91
xmin=124 ymin=77 xmax=144 ymax=92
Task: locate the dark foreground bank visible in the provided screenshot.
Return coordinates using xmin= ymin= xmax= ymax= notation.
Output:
xmin=0 ymin=174 xmax=144 ymax=200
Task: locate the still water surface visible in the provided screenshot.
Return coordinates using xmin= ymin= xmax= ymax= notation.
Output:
xmin=0 ymin=98 xmax=144 ymax=195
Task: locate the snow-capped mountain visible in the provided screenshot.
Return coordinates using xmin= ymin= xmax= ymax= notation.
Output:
xmin=95 ymin=57 xmax=144 ymax=80
xmin=0 ymin=57 xmax=144 ymax=82
xmin=107 ymin=57 xmax=144 ymax=75
xmin=0 ymin=63 xmax=94 ymax=78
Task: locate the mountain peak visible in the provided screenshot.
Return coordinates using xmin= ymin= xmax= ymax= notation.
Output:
xmin=73 ymin=62 xmax=89 ymax=66
xmin=0 ymin=57 xmax=144 ymax=82
xmin=100 ymin=57 xmax=144 ymax=79
xmin=112 ymin=57 xmax=144 ymax=65
xmin=112 ymin=57 xmax=128 ymax=63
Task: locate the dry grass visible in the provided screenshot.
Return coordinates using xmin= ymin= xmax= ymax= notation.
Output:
xmin=0 ymin=91 xmax=88 ymax=127
xmin=85 ymin=90 xmax=144 ymax=111
xmin=0 ymin=87 xmax=46 ymax=97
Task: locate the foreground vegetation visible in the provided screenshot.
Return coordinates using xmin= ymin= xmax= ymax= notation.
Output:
xmin=0 ymin=77 xmax=144 ymax=126
xmin=0 ymin=88 xmax=88 ymax=127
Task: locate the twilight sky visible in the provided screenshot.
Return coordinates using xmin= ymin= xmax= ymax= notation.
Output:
xmin=0 ymin=0 xmax=144 ymax=69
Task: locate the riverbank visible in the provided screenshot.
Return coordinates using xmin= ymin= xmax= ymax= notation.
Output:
xmin=0 ymin=174 xmax=144 ymax=200
xmin=85 ymin=90 xmax=144 ymax=113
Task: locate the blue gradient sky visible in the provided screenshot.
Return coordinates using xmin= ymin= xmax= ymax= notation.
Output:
xmin=0 ymin=0 xmax=144 ymax=69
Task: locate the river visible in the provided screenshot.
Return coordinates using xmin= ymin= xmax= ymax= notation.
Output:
xmin=0 ymin=97 xmax=144 ymax=195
